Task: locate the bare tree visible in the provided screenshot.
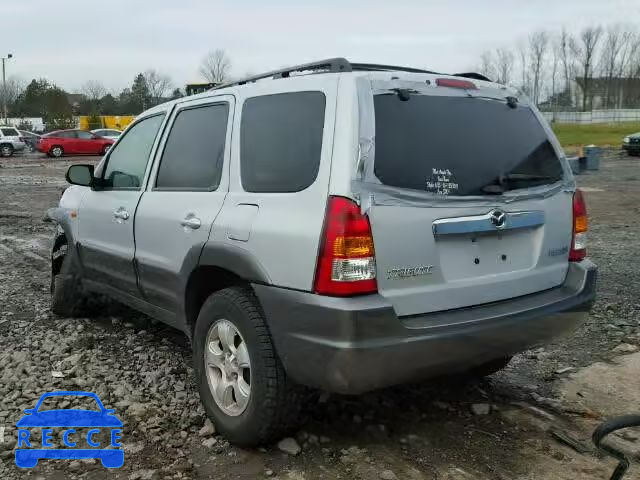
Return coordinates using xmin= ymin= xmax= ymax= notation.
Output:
xmin=0 ymin=76 xmax=25 ymax=113
xmin=516 ymin=40 xmax=531 ymax=96
xmin=599 ymin=25 xmax=628 ymax=108
xmin=494 ymin=48 xmax=514 ymax=85
xmin=557 ymin=28 xmax=578 ymax=106
xmin=573 ymin=25 xmax=603 ymax=111
xmin=200 ymin=49 xmax=231 ymax=84
xmin=528 ymin=30 xmax=549 ymax=105
xmin=478 ymin=51 xmax=496 ymax=80
xmin=144 ymin=70 xmax=172 ymax=106
xmin=549 ymin=35 xmax=562 ymax=112
xmin=81 ymin=80 xmax=107 ymax=102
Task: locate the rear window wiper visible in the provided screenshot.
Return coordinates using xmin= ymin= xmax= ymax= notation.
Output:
xmin=480 ymin=173 xmax=561 ymax=194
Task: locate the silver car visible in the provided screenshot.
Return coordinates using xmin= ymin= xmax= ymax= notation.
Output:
xmin=47 ymin=58 xmax=597 ymax=447
xmin=0 ymin=126 xmax=26 ymax=157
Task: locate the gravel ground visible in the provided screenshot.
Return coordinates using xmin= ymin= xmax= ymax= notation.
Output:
xmin=0 ymin=151 xmax=639 ymax=480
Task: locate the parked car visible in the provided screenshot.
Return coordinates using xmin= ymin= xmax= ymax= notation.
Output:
xmin=19 ymin=130 xmax=41 ymax=153
xmin=38 ymin=129 xmax=114 ymax=157
xmin=0 ymin=125 xmax=26 ymax=157
xmin=46 ymin=58 xmax=597 ymax=447
xmin=622 ymin=133 xmax=640 ymax=155
xmin=91 ymin=128 xmax=122 ymax=141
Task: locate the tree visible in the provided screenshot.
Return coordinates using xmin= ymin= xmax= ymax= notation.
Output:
xmin=494 ymin=48 xmax=514 ymax=85
xmin=529 ymin=30 xmax=549 ymax=105
xmin=81 ymin=80 xmax=107 ymax=102
xmin=131 ymin=73 xmax=150 ymax=112
xmin=0 ymin=76 xmax=25 ymax=117
xmin=199 ymin=49 xmax=231 ymax=83
xmin=144 ymin=69 xmax=172 ymax=106
xmin=558 ymin=28 xmax=577 ymax=106
xmin=99 ymin=93 xmax=119 ymax=115
xmin=516 ymin=41 xmax=531 ymax=96
xmin=574 ymin=25 xmax=603 ymax=111
xmin=170 ymin=87 xmax=184 ymax=100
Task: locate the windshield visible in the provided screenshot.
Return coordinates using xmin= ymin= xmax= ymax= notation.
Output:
xmin=373 ymin=93 xmax=564 ymax=196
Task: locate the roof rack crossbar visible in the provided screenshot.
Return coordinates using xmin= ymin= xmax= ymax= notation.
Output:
xmin=211 ymin=58 xmax=352 ymax=90
xmin=351 ymin=63 xmax=440 ymax=75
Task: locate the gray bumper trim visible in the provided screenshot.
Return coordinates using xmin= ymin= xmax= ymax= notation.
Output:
xmin=254 ymin=260 xmax=597 ymax=394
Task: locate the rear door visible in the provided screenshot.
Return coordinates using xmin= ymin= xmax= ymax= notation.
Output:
xmin=134 ymin=95 xmax=233 ymax=313
xmin=363 ymin=84 xmax=573 ymax=317
xmin=75 ymin=130 xmax=96 ymax=154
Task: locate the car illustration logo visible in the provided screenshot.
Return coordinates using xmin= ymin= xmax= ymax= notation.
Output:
xmin=489 ymin=209 xmax=507 ymax=229
xmin=15 ymin=391 xmax=124 ymax=469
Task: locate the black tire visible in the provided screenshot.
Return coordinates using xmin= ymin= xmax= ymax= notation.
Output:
xmin=101 ymin=144 xmax=111 ymax=155
xmin=466 ymin=356 xmax=513 ymax=378
xmin=51 ymin=244 xmax=86 ymax=317
xmin=50 ymin=145 xmax=64 ymax=158
xmin=0 ymin=144 xmax=14 ymax=157
xmin=193 ymin=286 xmax=307 ymax=447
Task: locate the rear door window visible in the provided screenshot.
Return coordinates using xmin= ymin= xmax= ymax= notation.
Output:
xmin=373 ymin=94 xmax=564 ymax=196
xmin=240 ymin=91 xmax=325 ymax=193
xmin=155 ymin=103 xmax=229 ymax=190
xmin=1 ymin=128 xmax=18 ymax=136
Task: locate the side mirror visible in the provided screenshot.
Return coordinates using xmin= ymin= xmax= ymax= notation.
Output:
xmin=66 ymin=164 xmax=94 ymax=187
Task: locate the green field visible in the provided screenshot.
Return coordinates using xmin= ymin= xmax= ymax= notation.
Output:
xmin=552 ymin=122 xmax=640 ymax=148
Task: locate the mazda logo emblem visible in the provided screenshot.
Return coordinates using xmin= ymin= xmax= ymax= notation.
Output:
xmin=490 ymin=210 xmax=507 ymax=229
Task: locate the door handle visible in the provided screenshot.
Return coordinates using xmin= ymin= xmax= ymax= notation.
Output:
xmin=113 ymin=208 xmax=130 ymax=220
xmin=180 ymin=215 xmax=201 ymax=230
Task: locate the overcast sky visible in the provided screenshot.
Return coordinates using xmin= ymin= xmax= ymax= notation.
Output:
xmin=4 ymin=0 xmax=639 ymax=94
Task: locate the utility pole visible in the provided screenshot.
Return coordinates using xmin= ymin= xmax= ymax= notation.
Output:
xmin=2 ymin=53 xmax=13 ymax=124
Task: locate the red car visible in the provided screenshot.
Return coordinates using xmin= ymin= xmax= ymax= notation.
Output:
xmin=38 ymin=129 xmax=115 ymax=158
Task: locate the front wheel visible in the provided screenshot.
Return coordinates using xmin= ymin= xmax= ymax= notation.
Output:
xmin=0 ymin=144 xmax=14 ymax=157
xmin=101 ymin=144 xmax=111 ymax=155
xmin=193 ymin=286 xmax=306 ymax=447
xmin=51 ymin=241 xmax=87 ymax=317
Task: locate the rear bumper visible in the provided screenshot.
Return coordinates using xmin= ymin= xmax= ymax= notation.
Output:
xmin=254 ymin=260 xmax=597 ymax=394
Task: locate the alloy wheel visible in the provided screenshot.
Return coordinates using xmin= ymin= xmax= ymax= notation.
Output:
xmin=205 ymin=319 xmax=251 ymax=416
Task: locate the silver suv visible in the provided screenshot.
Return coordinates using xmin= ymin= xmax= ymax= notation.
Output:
xmin=47 ymin=59 xmax=597 ymax=446
xmin=0 ymin=126 xmax=26 ymax=157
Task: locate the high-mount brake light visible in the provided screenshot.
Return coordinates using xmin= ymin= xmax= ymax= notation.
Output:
xmin=436 ymin=78 xmax=477 ymax=90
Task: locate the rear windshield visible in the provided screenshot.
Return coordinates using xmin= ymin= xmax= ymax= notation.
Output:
xmin=373 ymin=94 xmax=564 ymax=196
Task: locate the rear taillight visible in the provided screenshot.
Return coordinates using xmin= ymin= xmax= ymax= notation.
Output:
xmin=314 ymin=196 xmax=377 ymax=296
xmin=569 ymin=189 xmax=588 ymax=262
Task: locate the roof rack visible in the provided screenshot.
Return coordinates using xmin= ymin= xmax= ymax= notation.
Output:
xmin=211 ymin=58 xmax=352 ymax=90
xmin=350 ymin=63 xmax=439 ymax=75
xmin=453 ymin=72 xmax=492 ymax=82
xmin=209 ymin=59 xmax=487 ymax=91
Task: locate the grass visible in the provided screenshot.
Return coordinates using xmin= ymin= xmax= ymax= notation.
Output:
xmin=551 ymin=122 xmax=640 ymax=148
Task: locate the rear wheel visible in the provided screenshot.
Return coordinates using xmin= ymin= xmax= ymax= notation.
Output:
xmin=50 ymin=145 xmax=64 ymax=158
xmin=0 ymin=144 xmax=14 ymax=157
xmin=193 ymin=286 xmax=307 ymax=447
